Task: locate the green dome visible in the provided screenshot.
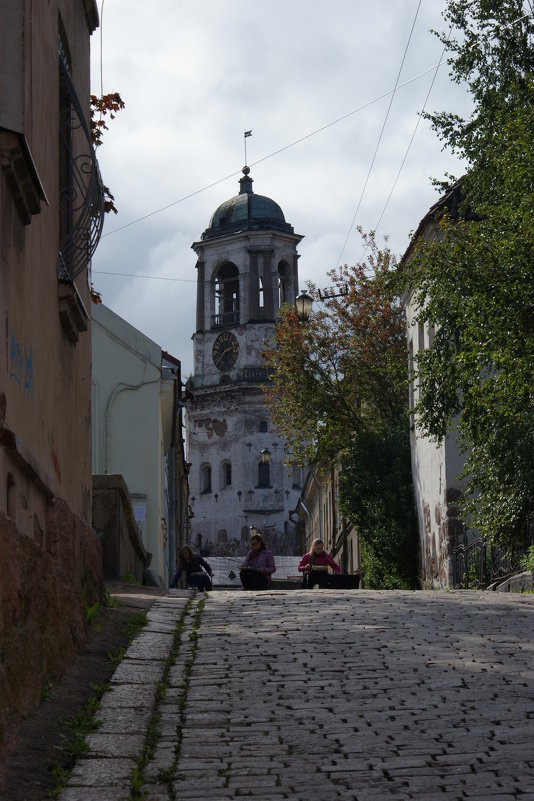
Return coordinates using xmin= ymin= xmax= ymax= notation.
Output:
xmin=201 ymin=167 xmax=294 ymax=240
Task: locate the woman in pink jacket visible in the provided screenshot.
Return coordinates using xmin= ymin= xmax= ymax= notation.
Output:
xmin=298 ymin=538 xmax=340 ymax=589
xmin=240 ymin=532 xmax=276 ymax=590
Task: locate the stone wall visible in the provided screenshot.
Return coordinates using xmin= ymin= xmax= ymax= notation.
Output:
xmin=92 ymin=474 xmax=148 ymax=583
xmin=0 ymin=500 xmax=102 ymax=741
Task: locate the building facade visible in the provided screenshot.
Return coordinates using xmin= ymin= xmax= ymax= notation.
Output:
xmin=401 ymin=186 xmax=466 ymax=587
xmin=186 ymin=167 xmax=304 ymax=556
xmin=293 ymin=465 xmax=361 ymax=576
xmin=92 ymin=304 xmax=189 ymax=586
xmin=0 ymin=0 xmax=103 ymax=732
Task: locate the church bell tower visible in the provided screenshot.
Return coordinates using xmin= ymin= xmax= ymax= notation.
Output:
xmin=186 ymin=167 xmax=304 ymax=557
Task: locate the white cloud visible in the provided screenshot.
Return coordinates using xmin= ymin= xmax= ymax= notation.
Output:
xmin=91 ymin=0 xmax=471 ymax=375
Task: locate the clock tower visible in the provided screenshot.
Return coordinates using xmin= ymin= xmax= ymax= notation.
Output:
xmin=186 ymin=167 xmax=305 ymax=558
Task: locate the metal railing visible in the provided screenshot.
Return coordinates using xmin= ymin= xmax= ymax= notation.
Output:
xmin=57 ymin=52 xmax=105 ymax=281
xmin=212 ymin=311 xmax=239 ymax=328
xmin=452 ymin=517 xmax=534 ymax=589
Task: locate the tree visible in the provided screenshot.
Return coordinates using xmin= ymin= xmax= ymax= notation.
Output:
xmin=263 ymin=231 xmax=419 ymax=588
xmin=89 ymin=91 xmax=125 ymax=303
xmin=90 ymin=92 xmax=125 ymax=215
xmin=400 ymin=0 xmax=534 ymax=550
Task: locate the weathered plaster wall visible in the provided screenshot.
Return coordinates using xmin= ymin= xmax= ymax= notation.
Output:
xmin=0 ymin=0 xmax=102 ymax=737
xmin=92 ymin=474 xmax=148 ymax=582
xmin=405 ymin=297 xmax=466 ymax=587
xmin=187 ymin=385 xmax=302 ymax=556
xmin=92 ymin=304 xmax=167 ymax=584
xmin=0 ymin=501 xmax=101 ymax=740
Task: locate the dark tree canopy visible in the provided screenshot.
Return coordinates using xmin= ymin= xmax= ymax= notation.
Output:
xmin=401 ymin=0 xmax=534 ymax=549
xmin=263 ymin=232 xmax=419 ymax=588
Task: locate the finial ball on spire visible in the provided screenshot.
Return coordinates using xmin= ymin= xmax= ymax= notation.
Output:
xmin=242 ymin=165 xmax=250 ymax=175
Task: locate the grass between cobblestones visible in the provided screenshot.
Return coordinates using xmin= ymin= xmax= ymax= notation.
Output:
xmin=47 ymin=610 xmax=148 ymax=799
xmin=130 ymin=595 xmax=206 ymax=801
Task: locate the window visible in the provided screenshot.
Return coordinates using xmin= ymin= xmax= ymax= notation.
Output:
xmin=278 ymin=262 xmax=290 ymax=310
xmin=200 ymin=464 xmax=212 ymax=494
xmin=222 ymin=462 xmax=232 ymax=487
xmin=258 ymin=420 xmax=268 ymax=433
xmin=258 ymin=461 xmax=270 ymax=488
xmin=214 ymin=263 xmax=239 ymax=326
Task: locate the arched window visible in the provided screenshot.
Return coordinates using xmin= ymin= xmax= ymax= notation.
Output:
xmin=278 ymin=261 xmax=290 ymax=310
xmin=222 ymin=461 xmax=232 ymax=488
xmin=200 ymin=464 xmax=212 ymax=494
xmin=258 ymin=461 xmax=270 ymax=488
xmin=214 ymin=262 xmax=239 ymax=327
xmin=258 ymin=420 xmax=268 ymax=433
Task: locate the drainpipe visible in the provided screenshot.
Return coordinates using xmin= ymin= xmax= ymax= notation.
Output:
xmin=104 ymin=379 xmax=160 ymax=473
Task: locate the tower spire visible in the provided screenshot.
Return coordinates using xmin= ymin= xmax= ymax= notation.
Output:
xmin=239 ymin=165 xmax=253 ymax=195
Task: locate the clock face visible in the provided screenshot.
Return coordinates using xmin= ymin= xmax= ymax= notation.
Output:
xmin=212 ymin=331 xmax=239 ymax=372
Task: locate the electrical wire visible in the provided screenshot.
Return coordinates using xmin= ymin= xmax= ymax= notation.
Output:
xmin=101 ymin=59 xmax=447 ymax=240
xmin=374 ymin=36 xmax=450 ymax=234
xmin=92 ymin=270 xmax=196 ymax=283
xmin=334 ymin=0 xmax=422 ymax=269
xmin=98 ymin=4 xmax=533 ymax=252
xmin=373 ymin=7 xmax=533 ymax=237
xmin=100 ymin=0 xmax=105 ymax=98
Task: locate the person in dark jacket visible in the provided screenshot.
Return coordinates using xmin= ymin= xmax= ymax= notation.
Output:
xmin=170 ymin=545 xmax=213 ymax=591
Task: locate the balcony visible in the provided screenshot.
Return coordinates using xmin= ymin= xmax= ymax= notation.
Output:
xmin=212 ymin=311 xmax=239 ymax=328
xmin=57 ymin=52 xmax=105 ymax=283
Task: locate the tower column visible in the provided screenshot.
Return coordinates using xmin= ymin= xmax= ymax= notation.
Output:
xmin=262 ymin=251 xmax=274 ymax=320
xmin=196 ymin=260 xmax=205 ymax=331
xmin=248 ymin=250 xmax=259 ymax=320
xmin=292 ymin=254 xmax=300 ymax=303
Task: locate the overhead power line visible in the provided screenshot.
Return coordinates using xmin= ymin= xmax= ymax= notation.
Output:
xmin=92 ymin=270 xmax=196 ymax=283
xmin=101 ymin=59 xmax=448 ymax=240
xmin=335 ymin=0 xmax=422 ymax=269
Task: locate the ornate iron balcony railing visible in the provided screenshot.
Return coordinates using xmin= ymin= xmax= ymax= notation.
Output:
xmin=57 ymin=52 xmax=105 ymax=281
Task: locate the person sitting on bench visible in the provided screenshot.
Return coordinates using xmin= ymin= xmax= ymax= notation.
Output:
xmin=298 ymin=539 xmax=340 ymax=588
xmin=240 ymin=532 xmax=276 ymax=590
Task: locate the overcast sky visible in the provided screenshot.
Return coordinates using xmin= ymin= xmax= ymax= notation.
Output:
xmin=90 ymin=0 xmax=471 ymax=377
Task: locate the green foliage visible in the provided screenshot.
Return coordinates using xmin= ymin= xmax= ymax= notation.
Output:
xmin=520 ymin=546 xmax=534 ymax=573
xmin=339 ymin=416 xmax=419 ymax=589
xmin=85 ymin=601 xmax=100 ymax=624
xmin=400 ymin=0 xmax=534 ymax=550
xmin=41 ymin=681 xmax=55 ymax=702
xmin=108 ymin=612 xmax=147 ymax=669
xmin=47 ymin=685 xmax=107 ymax=798
xmin=264 ymin=230 xmax=408 ymax=466
xmin=264 ymin=231 xmax=419 ymax=588
xmin=103 ymin=586 xmax=120 ymax=608
xmin=120 ymin=572 xmax=141 ymax=586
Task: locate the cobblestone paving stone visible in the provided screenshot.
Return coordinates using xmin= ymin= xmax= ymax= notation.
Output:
xmin=58 ymin=589 xmax=534 ymax=800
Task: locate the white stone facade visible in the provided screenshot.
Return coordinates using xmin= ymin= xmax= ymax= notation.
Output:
xmin=402 ymin=189 xmax=467 ymax=588
xmin=186 ymin=170 xmax=305 ymax=557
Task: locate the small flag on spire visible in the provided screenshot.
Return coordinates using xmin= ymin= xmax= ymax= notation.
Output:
xmin=244 ymin=130 xmax=252 ymax=137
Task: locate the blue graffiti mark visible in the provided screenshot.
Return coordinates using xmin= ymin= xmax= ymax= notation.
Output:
xmin=9 ymin=329 xmax=33 ymax=397
xmin=9 ymin=331 xmax=23 ymax=386
xmin=24 ymin=344 xmax=33 ymax=397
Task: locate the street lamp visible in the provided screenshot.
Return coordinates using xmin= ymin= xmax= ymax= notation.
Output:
xmin=260 ymin=447 xmax=271 ymax=464
xmin=249 ymin=524 xmax=257 ymax=537
xmin=295 ymin=289 xmax=313 ymax=322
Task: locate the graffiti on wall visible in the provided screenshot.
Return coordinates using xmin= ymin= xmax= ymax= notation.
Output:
xmin=9 ymin=328 xmax=33 ymax=398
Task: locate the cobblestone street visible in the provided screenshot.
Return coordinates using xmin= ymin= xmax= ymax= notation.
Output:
xmin=58 ymin=590 xmax=534 ymax=801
